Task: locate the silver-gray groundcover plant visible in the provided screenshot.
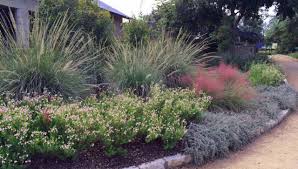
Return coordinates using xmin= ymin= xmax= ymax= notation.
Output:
xmin=185 ymin=84 xmax=297 ymax=165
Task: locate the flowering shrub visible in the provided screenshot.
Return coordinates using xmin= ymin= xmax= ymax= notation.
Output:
xmin=0 ymin=86 xmax=211 ymax=168
xmin=0 ymin=94 xmax=65 ymax=169
xmin=192 ymin=63 xmax=255 ymax=111
xmin=249 ymin=63 xmax=285 ymax=86
xmin=143 ymin=85 xmax=211 ymax=149
xmin=0 ymin=107 xmax=32 ymax=169
xmin=83 ymin=94 xmax=145 ymax=156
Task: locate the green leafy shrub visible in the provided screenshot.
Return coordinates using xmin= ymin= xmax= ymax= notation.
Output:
xmin=83 ymin=93 xmax=145 ymax=156
xmin=143 ymin=85 xmax=211 ymax=149
xmin=249 ymin=63 xmax=284 ymax=86
xmin=220 ymin=53 xmax=270 ymax=72
xmin=0 ymin=15 xmax=99 ymax=98
xmin=104 ymin=32 xmax=210 ymax=96
xmin=0 ymin=86 xmax=211 ymax=168
xmin=123 ymin=19 xmax=150 ymax=46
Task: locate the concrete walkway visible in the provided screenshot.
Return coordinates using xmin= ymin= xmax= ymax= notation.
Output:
xmin=183 ymin=55 xmax=298 ymax=169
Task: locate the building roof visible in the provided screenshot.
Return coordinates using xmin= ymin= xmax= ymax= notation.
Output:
xmin=98 ymin=1 xmax=131 ymax=19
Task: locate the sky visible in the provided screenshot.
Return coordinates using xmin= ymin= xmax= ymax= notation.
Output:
xmin=100 ymin=0 xmax=157 ymax=18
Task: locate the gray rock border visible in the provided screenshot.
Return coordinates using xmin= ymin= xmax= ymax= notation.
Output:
xmin=122 ymin=108 xmax=291 ymax=169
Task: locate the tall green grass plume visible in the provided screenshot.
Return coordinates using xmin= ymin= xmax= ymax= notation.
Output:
xmin=0 ymin=14 xmax=100 ymax=98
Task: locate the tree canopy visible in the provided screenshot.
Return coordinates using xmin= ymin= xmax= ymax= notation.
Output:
xmin=265 ymin=16 xmax=298 ymax=52
xmin=152 ymin=0 xmax=297 ymax=33
xmin=150 ymin=0 xmax=297 ymax=52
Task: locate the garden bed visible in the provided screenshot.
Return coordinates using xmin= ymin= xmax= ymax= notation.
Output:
xmin=0 ymin=13 xmax=295 ymax=169
xmin=26 ymin=84 xmax=297 ymax=169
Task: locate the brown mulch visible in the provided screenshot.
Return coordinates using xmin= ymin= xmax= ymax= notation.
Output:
xmin=27 ymin=139 xmax=183 ymax=169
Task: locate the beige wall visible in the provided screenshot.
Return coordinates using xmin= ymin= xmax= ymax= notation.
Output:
xmin=111 ymin=13 xmax=123 ymax=37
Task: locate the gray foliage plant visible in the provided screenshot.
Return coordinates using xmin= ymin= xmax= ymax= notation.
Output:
xmin=185 ymin=84 xmax=297 ymax=165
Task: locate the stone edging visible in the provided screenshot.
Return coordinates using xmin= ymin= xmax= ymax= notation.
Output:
xmin=123 ymin=109 xmax=291 ymax=169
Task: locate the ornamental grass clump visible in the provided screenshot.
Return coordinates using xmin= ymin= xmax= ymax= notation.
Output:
xmin=104 ymin=32 xmax=211 ymax=96
xmin=192 ymin=63 xmax=255 ymax=111
xmin=249 ymin=63 xmax=285 ymax=86
xmin=0 ymin=14 xmax=99 ymax=98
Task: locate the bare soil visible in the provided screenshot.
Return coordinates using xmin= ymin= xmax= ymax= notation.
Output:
xmin=182 ymin=55 xmax=298 ymax=169
xmin=27 ymin=139 xmax=183 ymax=169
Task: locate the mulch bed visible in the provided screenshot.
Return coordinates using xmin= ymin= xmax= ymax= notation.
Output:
xmin=27 ymin=139 xmax=183 ymax=169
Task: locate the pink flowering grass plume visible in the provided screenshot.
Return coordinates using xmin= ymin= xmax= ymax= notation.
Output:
xmin=194 ymin=71 xmax=224 ymax=98
xmin=217 ymin=63 xmax=240 ymax=82
xmin=192 ymin=63 xmax=256 ymax=111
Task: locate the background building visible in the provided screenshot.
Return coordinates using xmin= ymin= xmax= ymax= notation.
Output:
xmin=0 ymin=0 xmax=38 ymax=47
xmin=98 ymin=0 xmax=132 ymax=37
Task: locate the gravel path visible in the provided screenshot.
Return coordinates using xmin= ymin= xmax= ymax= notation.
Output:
xmin=182 ymin=55 xmax=298 ymax=169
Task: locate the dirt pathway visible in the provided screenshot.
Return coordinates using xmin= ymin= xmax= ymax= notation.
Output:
xmin=182 ymin=55 xmax=298 ymax=169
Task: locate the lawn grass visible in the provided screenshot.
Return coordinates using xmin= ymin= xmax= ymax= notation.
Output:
xmin=289 ymin=52 xmax=298 ymax=59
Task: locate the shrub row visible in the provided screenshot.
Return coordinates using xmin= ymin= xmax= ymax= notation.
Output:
xmin=184 ymin=84 xmax=297 ymax=165
xmin=0 ymin=85 xmax=211 ymax=168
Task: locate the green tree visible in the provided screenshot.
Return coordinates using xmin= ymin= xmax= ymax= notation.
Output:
xmin=215 ymin=17 xmax=234 ymax=51
xmin=152 ymin=0 xmax=297 ymax=35
xmin=265 ymin=16 xmax=298 ymax=52
xmin=39 ymin=0 xmax=114 ymax=43
xmin=150 ymin=0 xmax=297 ymax=52
xmin=151 ymin=0 xmax=179 ymax=33
xmin=239 ymin=17 xmax=264 ymax=35
xmin=151 ymin=0 xmax=223 ymax=35
xmin=123 ymin=19 xmax=150 ymax=46
xmin=175 ymin=0 xmax=223 ymax=35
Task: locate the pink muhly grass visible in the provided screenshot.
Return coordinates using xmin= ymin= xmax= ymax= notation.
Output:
xmin=194 ymin=73 xmax=224 ymax=99
xmin=191 ymin=63 xmax=255 ymax=111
